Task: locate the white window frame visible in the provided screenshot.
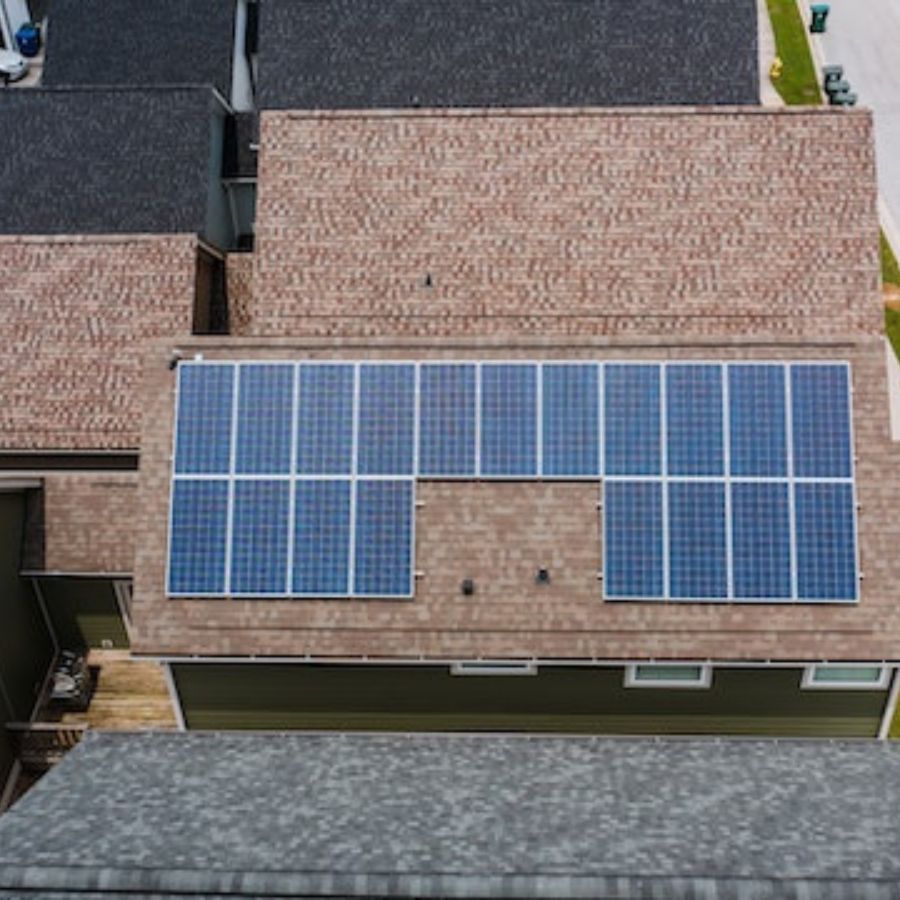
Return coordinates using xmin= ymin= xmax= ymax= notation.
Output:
xmin=801 ymin=664 xmax=889 ymax=690
xmin=449 ymin=661 xmax=538 ymax=677
xmin=624 ymin=663 xmax=713 ymax=689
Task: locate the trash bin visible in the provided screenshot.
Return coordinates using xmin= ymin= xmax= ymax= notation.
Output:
xmin=15 ymin=23 xmax=40 ymax=58
xmin=810 ymin=3 xmax=829 ymax=33
xmin=825 ymin=78 xmax=850 ymax=97
xmin=822 ymin=64 xmax=843 ymax=87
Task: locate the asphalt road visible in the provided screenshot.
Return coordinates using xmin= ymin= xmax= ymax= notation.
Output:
xmin=818 ymin=0 xmax=900 ymax=241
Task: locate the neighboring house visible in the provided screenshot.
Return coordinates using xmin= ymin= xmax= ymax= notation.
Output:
xmin=128 ymin=105 xmax=899 ymax=739
xmin=257 ymin=0 xmax=760 ymax=109
xmin=41 ymin=0 xmax=252 ymax=111
xmin=0 ymin=87 xmax=237 ymax=801
xmin=1 ymin=731 xmax=900 ymax=898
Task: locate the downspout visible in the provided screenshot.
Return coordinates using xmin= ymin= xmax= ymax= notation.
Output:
xmin=878 ymin=666 xmax=900 ymax=740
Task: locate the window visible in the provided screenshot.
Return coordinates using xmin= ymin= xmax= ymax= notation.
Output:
xmin=449 ymin=661 xmax=537 ymax=677
xmin=624 ymin=663 xmax=712 ymax=689
xmin=802 ymin=665 xmax=889 ymax=690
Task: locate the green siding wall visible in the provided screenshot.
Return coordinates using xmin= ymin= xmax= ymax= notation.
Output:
xmin=38 ymin=578 xmax=128 ymax=650
xmin=173 ymin=664 xmax=886 ymax=737
xmin=0 ymin=493 xmax=54 ymax=793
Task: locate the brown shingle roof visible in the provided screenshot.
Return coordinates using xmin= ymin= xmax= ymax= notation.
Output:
xmin=0 ymin=234 xmax=197 ymax=451
xmin=249 ymin=107 xmax=881 ymax=340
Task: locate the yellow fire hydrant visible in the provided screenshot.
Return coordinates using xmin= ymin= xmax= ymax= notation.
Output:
xmin=770 ymin=56 xmax=784 ymax=80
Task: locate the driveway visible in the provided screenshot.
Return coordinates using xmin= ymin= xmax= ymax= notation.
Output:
xmin=817 ymin=0 xmax=900 ymax=242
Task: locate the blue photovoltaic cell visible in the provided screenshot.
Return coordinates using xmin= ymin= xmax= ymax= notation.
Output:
xmin=418 ymin=364 xmax=476 ymax=476
xmin=666 ymin=365 xmax=723 ymax=476
xmin=669 ymin=482 xmax=727 ymax=599
xmin=357 ymin=364 xmax=416 ymax=476
xmin=728 ymin=365 xmax=787 ymax=477
xmin=791 ymin=365 xmax=852 ymax=478
xmin=235 ymin=365 xmax=294 ymax=474
xmin=168 ymin=480 xmax=228 ymax=594
xmin=795 ymin=483 xmax=857 ymax=600
xmin=480 ymin=364 xmax=537 ymax=476
xmin=604 ymin=481 xmax=664 ymax=598
xmin=542 ymin=364 xmax=599 ymax=477
xmin=296 ymin=364 xmax=354 ymax=475
xmin=293 ymin=480 xmax=351 ymax=595
xmin=230 ymin=480 xmax=290 ymax=594
xmin=731 ymin=482 xmax=791 ymax=599
xmin=604 ymin=365 xmax=661 ymax=476
xmin=174 ymin=365 xmax=234 ymax=474
xmin=354 ymin=480 xmax=413 ymax=596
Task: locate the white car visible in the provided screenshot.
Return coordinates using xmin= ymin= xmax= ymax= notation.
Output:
xmin=0 ymin=48 xmax=28 ymax=83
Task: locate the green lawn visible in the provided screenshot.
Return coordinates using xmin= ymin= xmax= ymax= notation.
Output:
xmin=887 ymin=308 xmax=900 ymax=362
xmin=881 ymin=230 xmax=900 ymax=287
xmin=765 ymin=0 xmax=822 ymax=105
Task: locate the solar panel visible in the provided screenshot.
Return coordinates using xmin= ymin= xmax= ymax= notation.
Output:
xmin=357 ymin=364 xmax=416 ymax=476
xmin=542 ymin=364 xmax=600 ymax=477
xmin=230 ymin=480 xmax=290 ymax=594
xmin=728 ymin=364 xmax=787 ymax=477
xmin=168 ymin=479 xmax=229 ymax=594
xmin=174 ymin=364 xmax=234 ymax=475
xmin=795 ymin=483 xmax=857 ymax=600
xmin=418 ymin=364 xmax=476 ymax=477
xmin=235 ymin=365 xmax=294 ymax=475
xmin=293 ymin=480 xmax=352 ymax=595
xmin=481 ymin=364 xmax=537 ymax=476
xmin=296 ymin=364 xmax=354 ymax=475
xmin=604 ymin=365 xmax=661 ymax=476
xmin=353 ymin=480 xmax=414 ymax=596
xmin=668 ymin=482 xmax=727 ymax=599
xmin=791 ymin=364 xmax=852 ymax=478
xmin=666 ymin=364 xmax=723 ymax=476
xmin=731 ymin=482 xmax=791 ymax=599
xmin=604 ymin=481 xmax=664 ymax=598
xmin=168 ymin=358 xmax=858 ymax=605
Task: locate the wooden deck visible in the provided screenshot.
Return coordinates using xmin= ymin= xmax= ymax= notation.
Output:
xmin=45 ymin=649 xmax=177 ymax=731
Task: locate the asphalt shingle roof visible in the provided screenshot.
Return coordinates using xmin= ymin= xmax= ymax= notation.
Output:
xmin=0 ymin=87 xmax=216 ymax=235
xmin=258 ymin=0 xmax=759 ymax=110
xmin=0 ymin=731 xmax=899 ymax=898
xmin=42 ymin=0 xmax=236 ymax=98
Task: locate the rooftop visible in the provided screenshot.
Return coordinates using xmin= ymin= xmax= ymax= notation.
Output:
xmin=258 ymin=0 xmax=759 ymax=110
xmin=0 ymin=234 xmax=198 ymax=452
xmin=42 ymin=0 xmax=236 ymax=98
xmin=249 ymin=107 xmax=881 ymax=341
xmin=0 ymin=87 xmax=219 ymax=236
xmin=0 ymin=731 xmax=898 ymax=898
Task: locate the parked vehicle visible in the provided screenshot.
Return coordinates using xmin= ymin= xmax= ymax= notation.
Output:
xmin=0 ymin=47 xmax=28 ymax=83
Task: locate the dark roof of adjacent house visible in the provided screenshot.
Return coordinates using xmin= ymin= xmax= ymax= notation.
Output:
xmin=42 ymin=0 xmax=236 ymax=98
xmin=0 ymin=87 xmax=216 ymax=235
xmin=258 ymin=0 xmax=759 ymax=110
xmin=0 ymin=731 xmax=898 ymax=898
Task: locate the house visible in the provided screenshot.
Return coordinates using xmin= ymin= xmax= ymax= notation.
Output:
xmin=257 ymin=0 xmax=760 ymax=109
xmin=0 ymin=86 xmax=237 ymax=800
xmin=41 ymin=0 xmax=252 ymax=110
xmin=128 ymin=104 xmax=899 ymax=738
xmin=1 ymin=730 xmax=899 ymax=898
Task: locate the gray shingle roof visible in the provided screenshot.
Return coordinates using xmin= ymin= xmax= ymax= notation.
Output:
xmin=1 ymin=731 xmax=899 ymax=898
xmin=0 ymin=88 xmax=216 ymax=235
xmin=42 ymin=0 xmax=236 ymax=98
xmin=258 ymin=0 xmax=759 ymax=110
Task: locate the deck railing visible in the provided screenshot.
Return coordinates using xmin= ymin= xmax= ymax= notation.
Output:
xmin=5 ymin=722 xmax=88 ymax=771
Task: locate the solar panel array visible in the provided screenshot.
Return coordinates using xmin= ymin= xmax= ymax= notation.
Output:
xmin=168 ymin=361 xmax=857 ymax=603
